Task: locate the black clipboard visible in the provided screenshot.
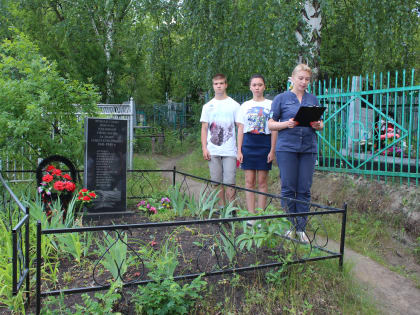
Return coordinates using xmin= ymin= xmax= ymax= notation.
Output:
xmin=294 ymin=106 xmax=326 ymax=127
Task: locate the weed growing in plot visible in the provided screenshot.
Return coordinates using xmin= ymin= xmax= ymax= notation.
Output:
xmin=41 ymin=283 xmax=122 ymax=315
xmin=133 ymin=237 xmax=207 ymax=314
xmin=95 ymin=232 xmax=135 ymax=285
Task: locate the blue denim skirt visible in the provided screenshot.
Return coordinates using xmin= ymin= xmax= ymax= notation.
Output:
xmin=241 ymin=133 xmax=272 ymax=170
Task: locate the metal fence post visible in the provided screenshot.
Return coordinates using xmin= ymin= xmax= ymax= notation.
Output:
xmin=25 ymin=206 xmax=30 ymax=307
xmin=36 ymin=221 xmax=41 ymax=315
xmin=173 ymin=166 xmax=176 ymax=187
xmin=339 ymin=203 xmax=347 ymax=270
xmin=129 ymin=97 xmax=134 ymax=170
xmin=12 ymin=230 xmax=17 ymax=295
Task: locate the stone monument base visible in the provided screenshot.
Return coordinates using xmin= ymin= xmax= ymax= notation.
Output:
xmin=83 ymin=211 xmax=135 ymax=222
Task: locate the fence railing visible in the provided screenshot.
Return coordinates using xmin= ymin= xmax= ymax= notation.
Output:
xmin=309 ymin=69 xmax=420 ymax=186
xmin=2 ymin=168 xmax=347 ymax=314
xmin=0 ymin=173 xmax=30 ymax=307
xmin=34 ymin=169 xmax=346 ymax=314
xmin=153 ymin=101 xmax=187 ymax=129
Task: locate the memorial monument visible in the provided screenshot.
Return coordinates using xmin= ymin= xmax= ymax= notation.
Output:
xmin=84 ymin=118 xmax=128 ymax=215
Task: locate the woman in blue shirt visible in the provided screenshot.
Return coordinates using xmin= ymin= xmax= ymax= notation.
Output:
xmin=268 ymin=64 xmax=323 ymax=242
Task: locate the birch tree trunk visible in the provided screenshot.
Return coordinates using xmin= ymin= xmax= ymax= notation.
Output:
xmin=295 ymin=0 xmax=322 ymax=78
xmin=85 ymin=0 xmax=133 ymax=103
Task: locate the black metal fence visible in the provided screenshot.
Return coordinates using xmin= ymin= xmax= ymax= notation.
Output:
xmin=0 ymin=173 xmax=30 ymax=306
xmin=2 ymin=169 xmax=347 ymax=314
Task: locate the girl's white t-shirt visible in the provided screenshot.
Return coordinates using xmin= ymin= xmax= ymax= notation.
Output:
xmin=236 ymin=99 xmax=272 ymax=135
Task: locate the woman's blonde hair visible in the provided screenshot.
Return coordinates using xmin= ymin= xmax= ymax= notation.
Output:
xmin=292 ymin=64 xmax=312 ymax=77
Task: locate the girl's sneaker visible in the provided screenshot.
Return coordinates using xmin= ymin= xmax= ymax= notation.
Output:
xmin=297 ymin=231 xmax=309 ymax=243
xmin=284 ymin=230 xmax=294 ymax=238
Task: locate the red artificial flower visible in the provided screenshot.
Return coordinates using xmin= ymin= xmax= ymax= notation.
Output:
xmin=78 ymin=196 xmax=83 ymax=200
xmin=380 ymin=133 xmax=400 ymax=140
xmin=64 ymin=181 xmax=76 ymax=192
xmin=46 ymin=165 xmax=55 ymax=172
xmin=89 ymin=192 xmax=96 ymax=198
xmin=62 ymin=174 xmax=72 ymax=181
xmin=53 ymin=181 xmax=65 ymax=191
xmin=51 ymin=169 xmax=62 ymax=176
xmin=83 ymin=196 xmax=91 ymax=201
xmin=81 ymin=188 xmax=88 ymax=193
xmin=149 ymin=240 xmax=157 ymax=247
xmin=42 ymin=174 xmax=54 ymax=183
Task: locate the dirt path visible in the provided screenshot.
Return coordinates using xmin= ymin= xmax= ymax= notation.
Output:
xmin=158 ymin=154 xmax=420 ymax=315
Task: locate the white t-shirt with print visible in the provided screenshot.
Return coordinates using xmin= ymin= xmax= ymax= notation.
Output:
xmin=200 ymin=97 xmax=240 ymax=156
xmin=236 ymin=99 xmax=272 ymax=135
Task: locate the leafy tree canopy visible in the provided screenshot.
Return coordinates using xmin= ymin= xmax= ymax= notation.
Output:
xmin=0 ymin=0 xmax=418 ymax=103
xmin=0 ymin=31 xmax=100 ymax=167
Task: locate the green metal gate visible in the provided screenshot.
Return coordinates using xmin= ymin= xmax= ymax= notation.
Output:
xmin=309 ymin=69 xmax=420 ymax=186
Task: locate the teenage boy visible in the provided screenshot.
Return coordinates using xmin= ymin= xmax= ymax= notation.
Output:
xmin=200 ymin=73 xmax=240 ymax=207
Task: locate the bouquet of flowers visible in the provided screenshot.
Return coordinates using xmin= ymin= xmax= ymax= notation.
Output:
xmin=77 ymin=188 xmax=97 ymax=211
xmin=78 ymin=188 xmax=97 ymax=203
xmin=38 ymin=165 xmax=76 ymax=196
xmin=378 ymin=122 xmax=404 ymax=157
xmin=137 ymin=196 xmax=172 ymax=215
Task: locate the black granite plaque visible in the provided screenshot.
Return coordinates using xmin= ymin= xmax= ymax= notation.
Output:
xmin=84 ymin=118 xmax=127 ymax=213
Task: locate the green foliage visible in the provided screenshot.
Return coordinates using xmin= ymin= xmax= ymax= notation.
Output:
xmin=0 ymin=209 xmax=26 ymax=314
xmin=179 ymin=0 xmax=304 ymax=93
xmin=319 ymin=0 xmax=419 ymax=77
xmin=135 ymin=127 xmax=197 ymax=156
xmin=128 ymin=155 xmax=170 ymax=206
xmin=42 ymin=283 xmax=122 ymax=315
xmin=95 ymin=232 xmax=134 ymax=284
xmin=133 ymin=276 xmax=206 ymax=315
xmin=176 ymin=147 xmax=210 ymax=179
xmin=133 ymin=237 xmax=207 ymax=315
xmin=236 ymin=208 xmax=291 ymax=251
xmin=217 ymin=223 xmax=238 ymax=264
xmin=414 ymin=237 xmax=420 ymax=262
xmin=0 ymin=31 xmax=99 ymax=166
xmin=192 ymin=187 xmax=220 ymax=219
xmin=166 ymin=184 xmax=188 ymax=216
xmin=1 ymin=0 xmax=418 ymax=105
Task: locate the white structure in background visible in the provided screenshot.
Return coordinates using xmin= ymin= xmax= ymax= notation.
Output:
xmin=97 ymin=97 xmax=136 ymax=170
xmin=295 ymin=1 xmax=322 ymax=76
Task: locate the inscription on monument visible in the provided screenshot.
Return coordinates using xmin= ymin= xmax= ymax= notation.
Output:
xmin=84 ymin=118 xmax=127 ymax=213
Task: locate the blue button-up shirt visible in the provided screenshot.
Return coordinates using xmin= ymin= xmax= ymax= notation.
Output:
xmin=271 ymin=91 xmax=320 ymax=153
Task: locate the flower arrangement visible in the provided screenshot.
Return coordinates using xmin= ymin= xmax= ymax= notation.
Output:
xmin=137 ymin=196 xmax=172 ymax=215
xmin=78 ymin=188 xmax=97 ymax=204
xmin=38 ymin=165 xmax=76 ymax=196
xmin=76 ymin=188 xmax=97 ymax=212
xmin=160 ymin=197 xmax=171 ymax=209
xmin=38 ymin=165 xmax=78 ymax=219
xmin=377 ymin=122 xmax=405 ymax=157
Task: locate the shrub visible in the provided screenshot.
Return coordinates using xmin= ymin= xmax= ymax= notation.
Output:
xmin=0 ymin=30 xmax=100 ymax=167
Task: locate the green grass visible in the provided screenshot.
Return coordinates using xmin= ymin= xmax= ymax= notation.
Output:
xmin=176 ymin=147 xmax=210 ymax=180
xmin=175 ymin=147 xmax=280 ymax=193
xmin=192 ymin=260 xmax=378 ymax=314
xmin=313 ymin=203 xmax=420 ymax=287
xmin=128 ymin=153 xmax=172 ymax=207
